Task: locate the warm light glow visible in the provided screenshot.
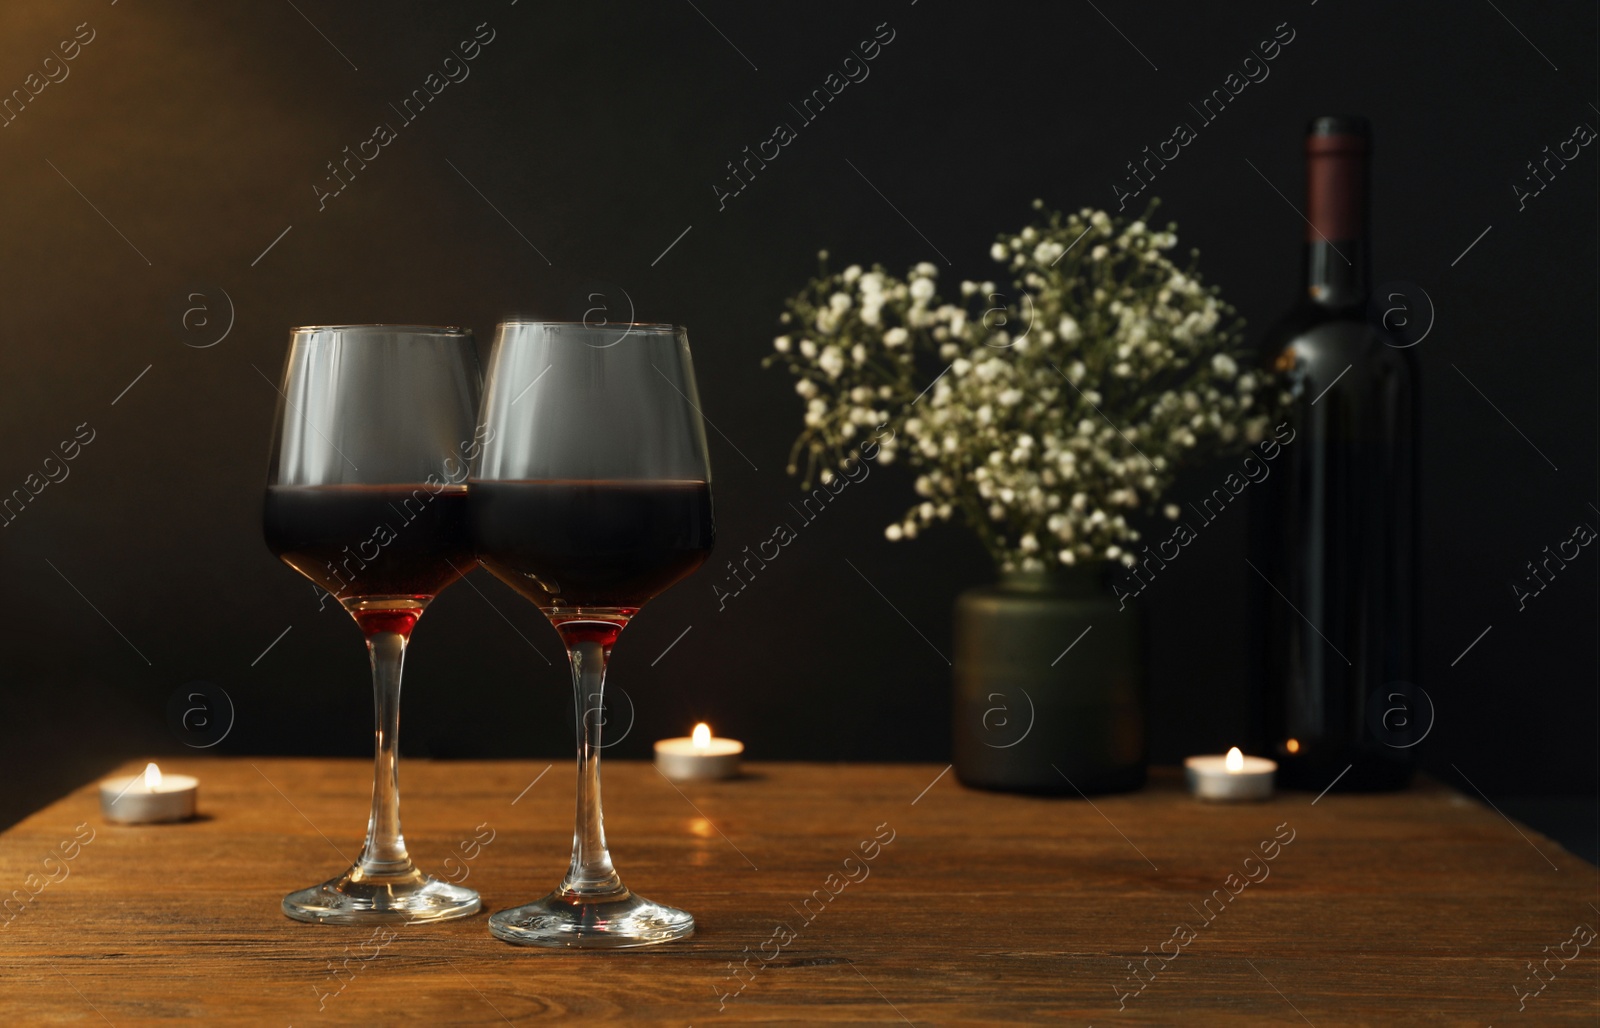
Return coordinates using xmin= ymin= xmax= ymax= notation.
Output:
xmin=692 ymin=723 xmax=712 ymax=751
xmin=143 ymin=762 xmax=162 ymax=791
xmin=1225 ymin=747 xmax=1244 ymax=773
xmin=1285 ymin=738 xmax=1300 ymax=754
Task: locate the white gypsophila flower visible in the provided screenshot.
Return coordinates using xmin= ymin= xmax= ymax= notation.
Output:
xmin=768 ymin=203 xmax=1273 ymax=574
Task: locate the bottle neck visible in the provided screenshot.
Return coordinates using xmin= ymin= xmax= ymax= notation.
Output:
xmin=1303 ymin=130 xmax=1370 ymax=309
xmin=1303 ymin=239 xmax=1370 ymax=309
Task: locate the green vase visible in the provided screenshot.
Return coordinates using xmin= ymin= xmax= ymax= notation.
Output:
xmin=952 ymin=565 xmax=1146 ymax=794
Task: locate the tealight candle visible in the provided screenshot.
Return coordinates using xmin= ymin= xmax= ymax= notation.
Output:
xmin=1185 ymin=747 xmax=1275 ymax=802
xmin=654 ymin=723 xmax=743 ymax=781
xmin=100 ymin=762 xmax=198 ymax=823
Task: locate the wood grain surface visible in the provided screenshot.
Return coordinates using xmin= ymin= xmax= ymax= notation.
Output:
xmin=0 ymin=758 xmax=1594 ymax=1025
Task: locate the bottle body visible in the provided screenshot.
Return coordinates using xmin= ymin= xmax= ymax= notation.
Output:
xmin=1251 ymin=117 xmax=1419 ymax=791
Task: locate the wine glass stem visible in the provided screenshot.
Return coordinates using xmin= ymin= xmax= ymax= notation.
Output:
xmin=360 ymin=630 xmax=413 ymax=875
xmin=562 ymin=637 xmax=624 ymax=900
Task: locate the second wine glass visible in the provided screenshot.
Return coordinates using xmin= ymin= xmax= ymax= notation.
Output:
xmin=470 ymin=321 xmax=715 ymax=948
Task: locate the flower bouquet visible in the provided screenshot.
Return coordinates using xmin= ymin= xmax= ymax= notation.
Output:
xmin=767 ymin=200 xmax=1276 ymax=574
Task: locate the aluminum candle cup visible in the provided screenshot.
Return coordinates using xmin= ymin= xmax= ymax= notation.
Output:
xmin=1185 ymin=748 xmax=1275 ymax=801
xmin=100 ymin=763 xmax=198 ymax=823
xmin=654 ymin=723 xmax=743 ymax=781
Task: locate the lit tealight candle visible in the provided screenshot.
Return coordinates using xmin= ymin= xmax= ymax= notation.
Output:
xmin=1185 ymin=747 xmax=1276 ymax=802
xmin=100 ymin=762 xmax=199 ymax=823
xmin=654 ymin=723 xmax=743 ymax=781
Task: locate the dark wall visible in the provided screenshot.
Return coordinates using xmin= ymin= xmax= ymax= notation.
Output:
xmin=0 ymin=0 xmax=1593 ymax=824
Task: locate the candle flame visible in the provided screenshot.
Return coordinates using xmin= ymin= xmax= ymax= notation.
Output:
xmin=1225 ymin=747 xmax=1244 ymax=773
xmin=1285 ymin=738 xmax=1300 ymax=754
xmin=692 ymin=723 xmax=712 ymax=751
xmin=143 ymin=762 xmax=162 ymax=791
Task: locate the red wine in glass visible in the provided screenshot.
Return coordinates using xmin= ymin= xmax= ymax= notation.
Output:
xmin=264 ymin=483 xmax=472 ymax=633
xmin=470 ymin=479 xmax=713 ymax=617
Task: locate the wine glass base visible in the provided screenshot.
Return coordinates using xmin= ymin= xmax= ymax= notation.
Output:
xmin=488 ymin=891 xmax=695 ymax=948
xmin=282 ymin=867 xmax=481 ymax=925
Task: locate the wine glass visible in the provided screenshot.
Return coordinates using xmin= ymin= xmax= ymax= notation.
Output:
xmin=263 ymin=324 xmax=484 ymax=923
xmin=470 ymin=321 xmax=715 ymax=948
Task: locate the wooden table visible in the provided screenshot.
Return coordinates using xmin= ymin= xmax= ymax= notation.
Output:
xmin=0 ymin=759 xmax=1594 ymax=1025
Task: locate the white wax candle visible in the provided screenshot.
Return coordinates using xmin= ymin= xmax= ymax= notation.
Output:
xmin=1185 ymin=747 xmax=1276 ymax=801
xmin=100 ymin=762 xmax=198 ymax=823
xmin=654 ymin=723 xmax=743 ymax=781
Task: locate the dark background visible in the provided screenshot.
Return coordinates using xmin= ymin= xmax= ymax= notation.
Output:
xmin=0 ymin=1 xmax=1593 ymax=835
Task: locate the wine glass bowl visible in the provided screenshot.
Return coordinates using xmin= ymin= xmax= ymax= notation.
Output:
xmin=263 ymin=325 xmax=485 ymax=923
xmin=470 ymin=321 xmax=714 ymax=947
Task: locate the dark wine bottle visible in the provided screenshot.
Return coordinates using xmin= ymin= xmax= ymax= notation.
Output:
xmin=1250 ymin=115 xmax=1419 ymax=791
